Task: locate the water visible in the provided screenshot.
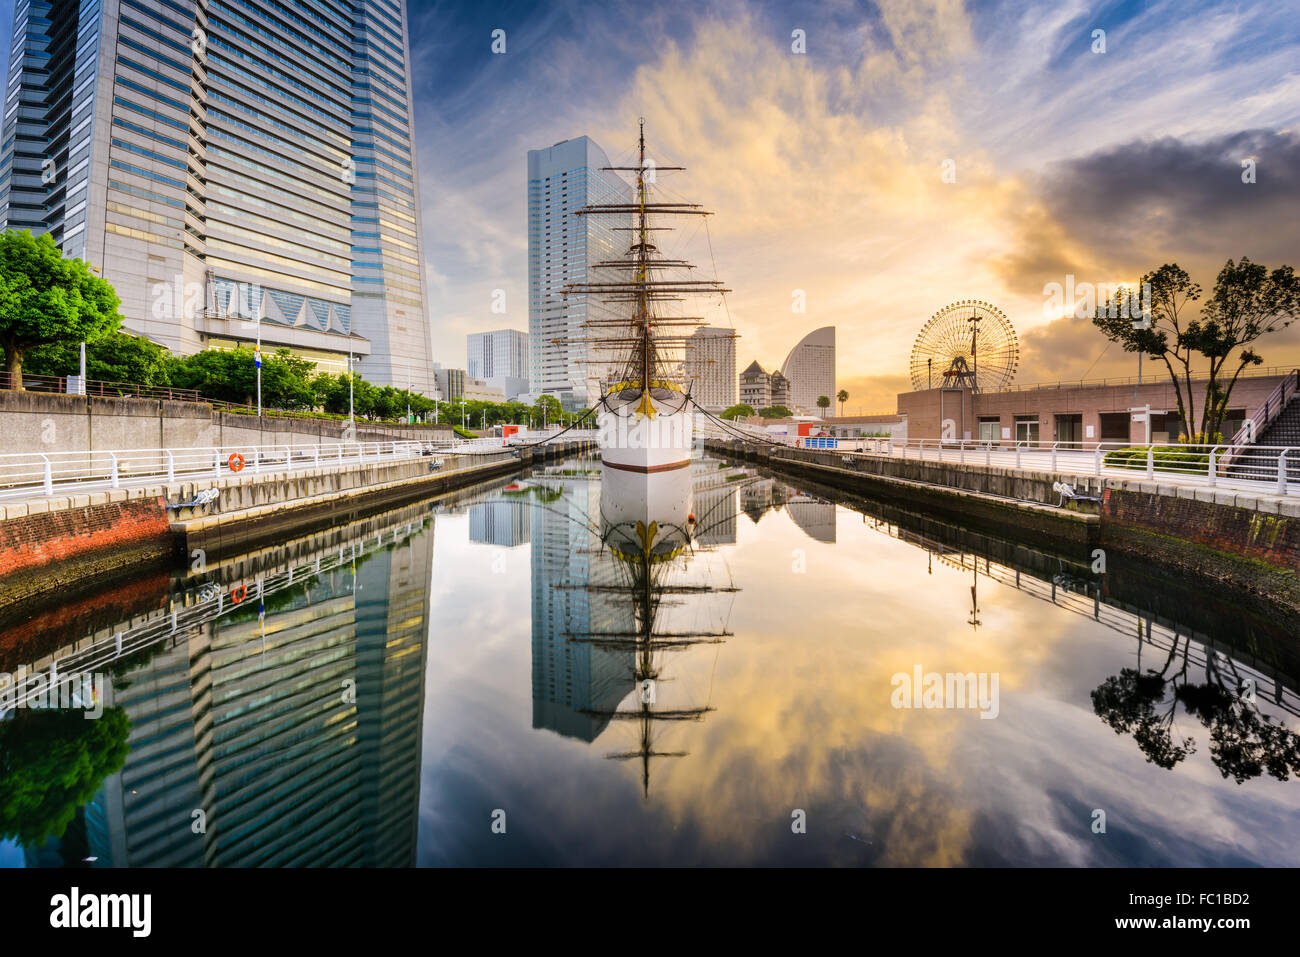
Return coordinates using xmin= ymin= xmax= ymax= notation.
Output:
xmin=2 ymin=453 xmax=1298 ymax=867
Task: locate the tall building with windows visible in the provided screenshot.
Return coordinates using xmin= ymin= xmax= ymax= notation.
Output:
xmin=683 ymin=325 xmax=736 ymax=412
xmin=526 ymin=136 xmax=630 ymax=410
xmin=0 ymin=0 xmax=434 ymax=392
xmin=467 ymin=328 xmax=528 ymax=398
xmin=780 ymin=326 xmax=836 ymax=415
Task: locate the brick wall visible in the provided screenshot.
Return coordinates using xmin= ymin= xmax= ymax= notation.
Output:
xmin=0 ymin=498 xmax=173 ymax=608
xmin=1103 ymin=488 xmax=1300 ymax=570
xmin=0 ymin=567 xmax=170 ymax=672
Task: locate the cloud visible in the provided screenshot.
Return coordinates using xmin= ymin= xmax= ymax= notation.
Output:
xmin=409 ymin=0 xmax=1300 ymax=403
xmin=999 ymin=130 xmax=1300 ymax=382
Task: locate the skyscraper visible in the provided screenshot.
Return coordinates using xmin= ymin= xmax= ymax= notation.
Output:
xmin=526 ymin=136 xmax=630 ymax=410
xmin=0 ymin=0 xmax=433 ymax=391
xmin=684 ymin=325 xmax=736 ymax=411
xmin=780 ymin=326 xmax=836 ymax=415
xmin=467 ymin=328 xmax=528 ymax=398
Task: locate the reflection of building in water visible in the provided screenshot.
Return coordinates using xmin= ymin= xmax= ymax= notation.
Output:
xmin=740 ymin=479 xmax=786 ymax=524
xmin=690 ymin=463 xmax=739 ymax=546
xmin=785 ymin=493 xmax=837 ymax=543
xmin=469 ymin=500 xmax=531 ymax=547
xmin=42 ymin=521 xmax=435 ymax=867
xmin=531 ymin=480 xmax=632 ymax=741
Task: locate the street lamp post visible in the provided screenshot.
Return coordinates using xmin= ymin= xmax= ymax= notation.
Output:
xmin=255 ymin=316 xmax=262 ymax=417
xmin=347 ymin=348 xmax=356 ymax=429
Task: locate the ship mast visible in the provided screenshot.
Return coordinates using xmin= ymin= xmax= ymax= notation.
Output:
xmin=578 ymin=511 xmax=737 ymax=798
xmin=560 ymin=120 xmax=733 ymax=408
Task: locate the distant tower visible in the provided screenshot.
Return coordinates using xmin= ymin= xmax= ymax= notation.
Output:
xmin=684 ymin=326 xmax=737 ymax=411
xmin=526 ymin=137 xmax=631 ymax=409
xmin=780 ymin=327 xmax=836 ymax=414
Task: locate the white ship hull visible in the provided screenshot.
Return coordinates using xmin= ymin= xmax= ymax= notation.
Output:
xmin=597 ymin=404 xmax=693 ymax=473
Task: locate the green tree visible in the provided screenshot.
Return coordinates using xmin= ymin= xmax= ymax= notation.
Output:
xmin=837 ymin=388 xmax=849 ymax=416
xmin=0 ymin=707 xmax=131 ymax=845
xmin=758 ymin=404 xmax=792 ymax=419
xmin=260 ymin=348 xmax=317 ymax=410
xmin=24 ymin=330 xmax=173 ymax=387
xmin=1189 ymin=258 xmax=1300 ymax=440
xmin=0 ymin=230 xmax=123 ymax=388
xmin=1094 ymin=259 xmax=1300 ymax=442
xmin=816 ymin=395 xmax=831 ymax=417
xmin=720 ymin=403 xmax=756 ymax=420
xmin=169 ymin=347 xmax=256 ymax=404
xmin=532 ymin=394 xmax=563 ymax=427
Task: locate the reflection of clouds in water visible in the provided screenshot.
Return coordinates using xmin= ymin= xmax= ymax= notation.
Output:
xmin=419 ymin=470 xmax=1300 ymax=865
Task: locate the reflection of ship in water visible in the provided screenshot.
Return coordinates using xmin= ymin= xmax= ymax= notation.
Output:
xmin=584 ymin=464 xmax=740 ymax=797
xmin=523 ymin=458 xmax=746 ymax=793
xmin=14 ymin=506 xmax=435 ymax=867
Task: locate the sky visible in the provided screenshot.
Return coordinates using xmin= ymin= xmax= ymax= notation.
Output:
xmin=408 ymin=0 xmax=1300 ymax=412
xmin=0 ymin=0 xmax=1295 ymax=412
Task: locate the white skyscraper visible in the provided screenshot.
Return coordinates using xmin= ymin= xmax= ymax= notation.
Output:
xmin=781 ymin=326 xmax=836 ymax=415
xmin=684 ymin=326 xmax=737 ymax=412
xmin=467 ymin=328 xmax=529 ymax=398
xmin=526 ymin=136 xmax=630 ymax=409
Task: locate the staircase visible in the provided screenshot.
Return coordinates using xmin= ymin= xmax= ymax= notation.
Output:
xmin=1257 ymin=394 xmax=1300 ymax=448
xmin=1225 ymin=372 xmax=1300 ymax=483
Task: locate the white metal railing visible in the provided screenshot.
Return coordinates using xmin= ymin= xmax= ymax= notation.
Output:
xmin=0 ymin=439 xmax=447 ymax=498
xmin=0 ymin=516 xmax=428 ymax=713
xmin=1229 ymin=369 xmax=1300 ymax=448
xmin=758 ymin=437 xmax=1300 ymax=495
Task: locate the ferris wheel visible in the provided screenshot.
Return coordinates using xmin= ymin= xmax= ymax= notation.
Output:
xmin=909 ymin=300 xmax=1019 ymax=392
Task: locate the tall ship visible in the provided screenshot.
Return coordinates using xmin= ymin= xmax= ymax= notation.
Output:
xmin=562 ymin=121 xmax=732 ymax=473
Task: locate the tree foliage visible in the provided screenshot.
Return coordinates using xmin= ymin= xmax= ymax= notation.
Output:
xmin=757 ymin=405 xmax=792 ymax=418
xmin=1093 ymin=259 xmax=1300 ymax=441
xmin=24 ymin=330 xmax=173 ymax=386
xmin=0 ymin=707 xmax=131 ymax=846
xmin=720 ymin=403 xmax=756 ymax=420
xmin=0 ymin=230 xmax=122 ymax=387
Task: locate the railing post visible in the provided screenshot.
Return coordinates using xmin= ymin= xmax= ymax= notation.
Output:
xmin=110 ymin=452 xmax=119 ymax=488
xmin=166 ymin=450 xmax=174 ymax=483
xmin=338 ymin=443 xmax=344 ymax=465
xmin=958 ymin=440 xmax=964 ymax=465
xmin=1279 ymin=450 xmax=1288 ymax=496
xmin=1094 ymin=447 xmax=1102 ymax=476
xmin=314 ymin=444 xmax=320 ymax=468
xmin=213 ymin=448 xmax=220 ymax=478
xmin=1208 ymin=446 xmax=1217 ymax=488
xmin=1015 ymin=443 xmax=1021 ymax=469
xmin=1146 ymin=446 xmax=1154 ymax=479
xmin=254 ymin=447 xmax=261 ymax=474
xmin=1051 ymin=442 xmax=1058 ymax=471
xmin=41 ymin=454 xmax=52 ymax=495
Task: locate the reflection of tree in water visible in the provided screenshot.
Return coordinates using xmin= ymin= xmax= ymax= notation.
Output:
xmin=0 ymin=708 xmax=130 ymax=845
xmin=1092 ymin=635 xmax=1300 ymax=783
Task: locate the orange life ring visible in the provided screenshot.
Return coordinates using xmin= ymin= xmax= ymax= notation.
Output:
xmin=228 ymin=452 xmax=245 ymax=472
xmin=231 ymin=584 xmax=247 ymax=603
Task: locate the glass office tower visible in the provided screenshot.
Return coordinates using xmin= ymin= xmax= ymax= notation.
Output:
xmin=526 ymin=136 xmax=630 ymax=410
xmin=0 ymin=0 xmax=434 ymax=391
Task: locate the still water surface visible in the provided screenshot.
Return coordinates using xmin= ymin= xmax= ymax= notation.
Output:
xmin=2 ymin=454 xmax=1298 ymax=866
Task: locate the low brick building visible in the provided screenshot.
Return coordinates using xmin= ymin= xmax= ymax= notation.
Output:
xmin=897 ymin=371 xmax=1297 ymax=444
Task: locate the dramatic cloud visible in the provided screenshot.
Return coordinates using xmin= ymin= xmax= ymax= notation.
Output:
xmin=409 ymin=0 xmax=1300 ymax=408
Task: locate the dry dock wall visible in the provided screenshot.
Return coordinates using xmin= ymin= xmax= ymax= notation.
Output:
xmin=707 ymin=439 xmax=1300 ymax=612
xmin=0 ymin=390 xmax=455 ymax=455
xmin=0 ymin=440 xmax=591 ymax=613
